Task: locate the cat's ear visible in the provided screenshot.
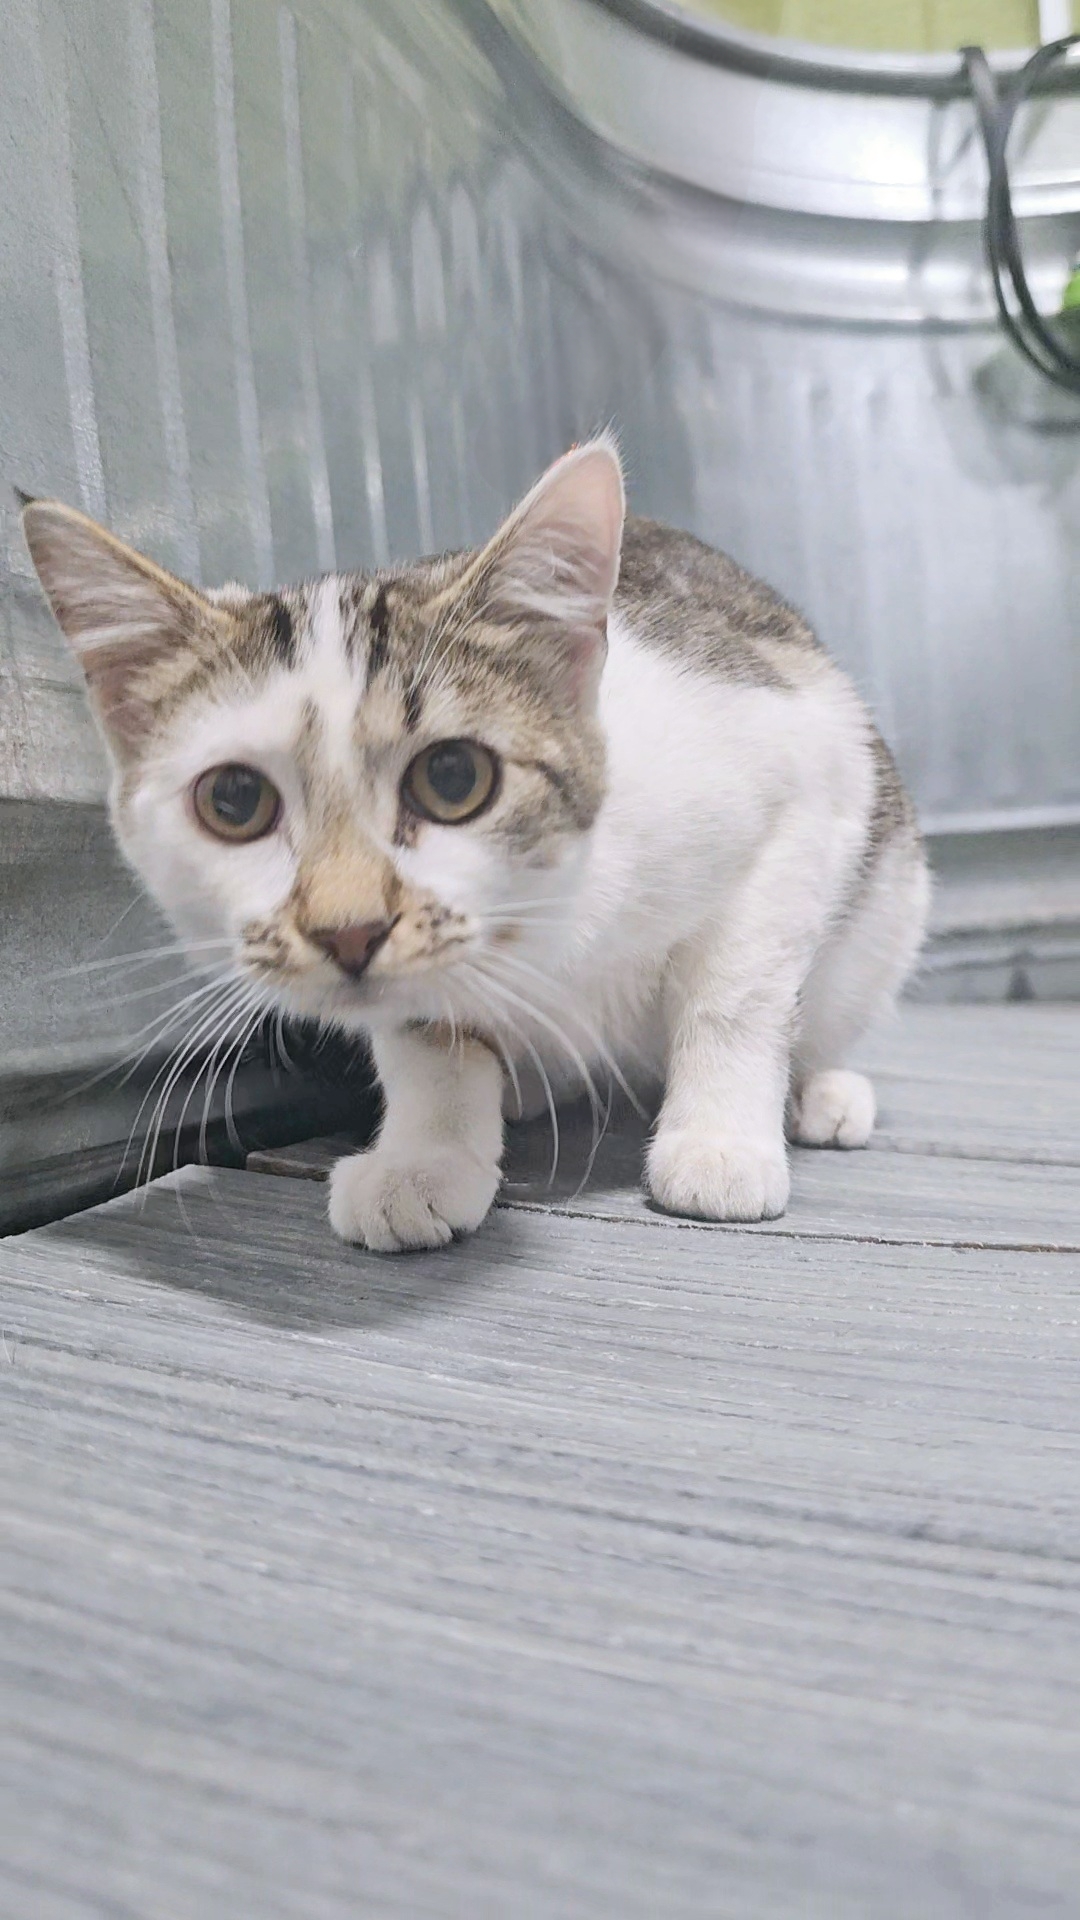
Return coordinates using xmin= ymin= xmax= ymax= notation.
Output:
xmin=20 ymin=498 xmax=228 ymax=761
xmin=456 ymin=437 xmax=625 ymax=704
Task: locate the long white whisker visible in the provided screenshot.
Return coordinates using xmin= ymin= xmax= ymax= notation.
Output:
xmin=472 ymin=959 xmax=604 ymax=1122
xmin=53 ymin=972 xmax=235 ymax=1113
xmin=476 ymin=898 xmax=575 ymax=918
xmin=478 ymin=959 xmax=616 ymax=1199
xmin=475 ymin=959 xmax=609 ymax=1183
xmin=222 ymin=1000 xmax=270 ymax=1153
xmin=462 ymin=968 xmax=569 ymax=1187
xmin=113 ymin=978 xmax=235 ymax=1089
xmin=198 ymin=994 xmax=260 ymax=1166
xmin=83 ymin=969 xmax=230 ymax=1012
xmin=120 ymin=978 xmax=245 ymax=1190
xmin=487 ymin=1026 xmax=523 ymax=1120
xmin=44 ymin=938 xmax=233 ymax=982
xmin=483 ymin=946 xmax=646 ymax=1119
xmin=437 ymin=988 xmax=461 ymax=1062
xmin=518 ymin=1032 xmax=561 ymax=1188
xmin=133 ymin=980 xmax=252 ymax=1193
xmin=575 ymin=1069 xmax=615 ymax=1201
xmin=91 ymin=893 xmax=143 ymax=953
xmin=172 ymin=985 xmax=261 ymax=1174
xmin=272 ymin=1009 xmax=297 ymax=1077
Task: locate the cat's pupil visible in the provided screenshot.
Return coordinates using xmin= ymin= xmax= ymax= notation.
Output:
xmin=425 ymin=744 xmax=477 ymax=805
xmin=212 ymin=765 xmax=263 ymax=825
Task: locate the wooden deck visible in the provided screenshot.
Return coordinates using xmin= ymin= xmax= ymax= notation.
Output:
xmin=2 ymin=1004 xmax=1079 ymax=1917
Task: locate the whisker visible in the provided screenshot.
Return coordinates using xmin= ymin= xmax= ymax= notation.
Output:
xmin=222 ymin=1001 xmax=270 ymax=1153
xmin=476 ymin=898 xmax=574 ymax=918
xmin=437 ymin=989 xmax=462 ymax=1063
xmin=471 ymin=958 xmax=610 ymax=1184
xmin=133 ymin=982 xmax=251 ymax=1192
xmin=470 ymin=974 xmax=562 ymax=1187
xmin=467 ymin=960 xmax=615 ymax=1199
xmin=90 ymin=892 xmax=143 ymax=954
xmin=272 ymin=1009 xmax=298 ymax=1077
xmin=198 ymin=998 xmax=257 ymax=1167
xmin=487 ymin=1027 xmax=523 ymax=1121
xmin=574 ymin=1071 xmax=615 ymax=1201
xmin=172 ymin=986 xmax=261 ymax=1174
xmin=43 ymin=938 xmax=233 ymax=983
xmin=119 ymin=978 xmax=246 ymax=1190
xmin=79 ymin=969 xmax=228 ymax=1013
xmin=472 ymin=958 xmax=605 ymax=1119
xmin=51 ymin=972 xmax=235 ymax=1111
xmin=113 ymin=977 xmax=235 ymax=1088
xmin=482 ymin=946 xmax=646 ymax=1120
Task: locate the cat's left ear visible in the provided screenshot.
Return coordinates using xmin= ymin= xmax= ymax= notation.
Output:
xmin=20 ymin=497 xmax=229 ymax=763
xmin=455 ymin=436 xmax=625 ymax=706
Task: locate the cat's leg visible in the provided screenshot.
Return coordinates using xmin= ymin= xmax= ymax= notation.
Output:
xmin=645 ymin=828 xmax=833 ymax=1223
xmin=789 ymin=833 xmax=930 ymax=1149
xmin=328 ymin=1023 xmax=503 ymax=1251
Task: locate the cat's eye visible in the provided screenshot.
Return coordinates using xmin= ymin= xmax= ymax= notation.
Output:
xmin=403 ymin=739 xmax=498 ymax=824
xmin=192 ymin=763 xmax=281 ymax=842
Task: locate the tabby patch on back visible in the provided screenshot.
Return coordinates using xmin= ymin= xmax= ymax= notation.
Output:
xmin=23 ymin=437 xmax=928 ymax=1250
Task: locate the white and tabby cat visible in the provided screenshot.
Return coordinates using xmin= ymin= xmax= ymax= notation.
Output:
xmin=22 ymin=439 xmax=928 ymax=1249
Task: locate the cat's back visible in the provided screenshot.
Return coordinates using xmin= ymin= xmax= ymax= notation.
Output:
xmin=615 ymin=516 xmax=820 ymax=689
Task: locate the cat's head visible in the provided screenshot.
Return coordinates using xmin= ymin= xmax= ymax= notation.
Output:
xmin=21 ymin=441 xmax=624 ymax=1032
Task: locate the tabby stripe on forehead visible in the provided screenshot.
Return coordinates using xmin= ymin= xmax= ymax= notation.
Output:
xmin=365 ymin=585 xmax=391 ymax=684
xmin=402 ymin=677 xmax=423 ymax=733
xmin=266 ymin=597 xmax=293 ymax=663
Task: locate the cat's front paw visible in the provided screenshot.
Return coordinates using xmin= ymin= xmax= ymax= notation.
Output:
xmin=328 ymin=1146 xmax=500 ymax=1252
xmin=788 ymin=1070 xmax=875 ymax=1148
xmin=646 ymin=1129 xmax=790 ymax=1223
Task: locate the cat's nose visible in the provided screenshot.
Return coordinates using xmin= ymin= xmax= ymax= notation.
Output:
xmin=312 ymin=919 xmax=395 ymax=978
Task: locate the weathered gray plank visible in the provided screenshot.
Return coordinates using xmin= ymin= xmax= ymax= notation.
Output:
xmin=247 ymin=1132 xmax=351 ymax=1179
xmin=249 ymin=1115 xmax=1080 ymax=1253
xmin=858 ymin=1004 xmax=1080 ymax=1164
xmin=248 ymin=1007 xmax=1080 ymax=1224
xmin=499 ymin=1112 xmax=1080 ymax=1250
xmin=1 ymin=1166 xmax=1079 ymax=1918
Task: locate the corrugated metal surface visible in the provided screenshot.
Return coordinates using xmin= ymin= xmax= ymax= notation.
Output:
xmin=1 ymin=0 xmax=1078 ymax=832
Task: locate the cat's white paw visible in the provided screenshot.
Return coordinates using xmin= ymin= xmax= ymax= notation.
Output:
xmin=789 ymin=1070 xmax=875 ymax=1149
xmin=328 ymin=1145 xmax=500 ymax=1252
xmin=646 ymin=1129 xmax=790 ymax=1223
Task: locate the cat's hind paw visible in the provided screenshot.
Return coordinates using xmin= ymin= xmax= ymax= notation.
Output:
xmin=788 ymin=1070 xmax=875 ymax=1149
xmin=646 ymin=1129 xmax=790 ymax=1223
xmin=328 ymin=1145 xmax=500 ymax=1252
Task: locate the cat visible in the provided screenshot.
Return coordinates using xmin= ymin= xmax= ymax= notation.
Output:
xmin=22 ymin=437 xmax=929 ymax=1250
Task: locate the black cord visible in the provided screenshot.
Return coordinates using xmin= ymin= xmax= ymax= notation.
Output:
xmin=961 ymin=36 xmax=1080 ymax=396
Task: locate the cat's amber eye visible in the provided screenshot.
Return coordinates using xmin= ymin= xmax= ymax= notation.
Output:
xmin=192 ymin=763 xmax=281 ymax=843
xmin=403 ymin=739 xmax=498 ymax=825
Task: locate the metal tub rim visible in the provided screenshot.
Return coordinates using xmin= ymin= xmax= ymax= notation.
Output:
xmin=486 ymin=0 xmax=1080 ymax=221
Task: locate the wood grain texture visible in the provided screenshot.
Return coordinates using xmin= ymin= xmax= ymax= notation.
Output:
xmin=858 ymin=1004 xmax=1080 ymax=1165
xmin=247 ymin=1008 xmax=1080 ymax=1253
xmin=250 ymin=1123 xmax=1080 ymax=1250
xmin=2 ymin=1160 xmax=1079 ymax=1918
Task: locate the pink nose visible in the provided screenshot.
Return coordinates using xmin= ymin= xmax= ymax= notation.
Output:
xmin=312 ymin=920 xmax=395 ymax=978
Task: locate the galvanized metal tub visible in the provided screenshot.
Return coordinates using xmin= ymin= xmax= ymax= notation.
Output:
xmin=1 ymin=0 xmax=1079 ymax=1121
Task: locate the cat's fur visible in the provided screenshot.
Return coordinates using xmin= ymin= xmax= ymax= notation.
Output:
xmin=22 ymin=439 xmax=928 ymax=1249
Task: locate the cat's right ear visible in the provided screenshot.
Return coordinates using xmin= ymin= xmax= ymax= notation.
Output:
xmin=20 ymin=499 xmax=227 ymax=761
xmin=443 ymin=437 xmax=626 ymax=710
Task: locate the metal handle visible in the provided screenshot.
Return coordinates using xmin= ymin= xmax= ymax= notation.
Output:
xmin=962 ymin=36 xmax=1080 ymax=396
